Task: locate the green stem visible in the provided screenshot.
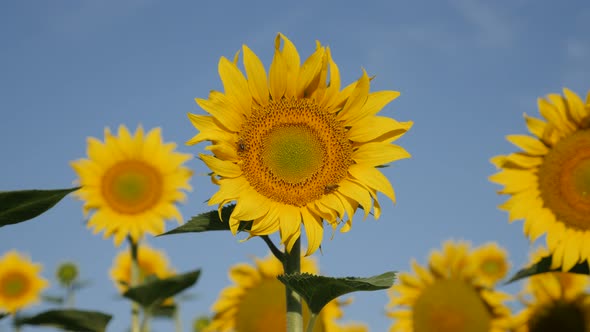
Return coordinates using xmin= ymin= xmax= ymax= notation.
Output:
xmin=13 ymin=312 xmax=21 ymax=332
xmin=284 ymin=237 xmax=302 ymax=332
xmin=306 ymin=313 xmax=318 ymax=332
xmin=65 ymin=285 xmax=75 ymax=308
xmin=173 ymin=306 xmax=182 ymax=332
xmin=261 ymin=235 xmax=285 ymax=262
xmin=139 ymin=307 xmax=152 ymax=332
xmin=129 ymin=237 xmax=140 ymax=332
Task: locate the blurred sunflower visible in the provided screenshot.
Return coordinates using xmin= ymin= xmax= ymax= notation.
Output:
xmin=72 ymin=125 xmax=192 ymax=246
xmin=188 ymin=33 xmax=412 ymax=255
xmin=471 ymin=242 xmax=510 ymax=286
xmin=206 ymin=255 xmax=367 ymax=332
xmin=490 ymin=89 xmax=590 ymax=270
xmin=512 ymin=246 xmax=590 ymax=332
xmin=387 ymin=241 xmax=511 ymax=332
xmin=0 ymin=251 xmax=48 ymax=313
xmin=110 ymin=244 xmax=175 ymax=292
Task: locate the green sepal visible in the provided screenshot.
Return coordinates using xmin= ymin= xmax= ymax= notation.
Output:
xmin=0 ymin=312 xmax=7 ymax=321
xmin=123 ymin=269 xmax=201 ymax=308
xmin=0 ymin=188 xmax=78 ymax=227
xmin=15 ymin=309 xmax=112 ymax=332
xmin=277 ymin=271 xmax=396 ymax=314
xmin=507 ymin=254 xmax=590 ymax=283
xmin=159 ymin=205 xmax=251 ymax=235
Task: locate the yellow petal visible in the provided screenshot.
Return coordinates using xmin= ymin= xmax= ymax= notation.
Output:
xmin=338 ymin=178 xmax=372 ymax=219
xmin=269 ymin=49 xmax=286 ymax=100
xmin=200 ymin=154 xmax=241 ymax=178
xmin=348 ymin=116 xmax=410 ymax=143
xmin=538 ymin=97 xmax=573 ymax=135
xmin=242 ymin=45 xmax=269 ymax=105
xmin=296 ymin=45 xmax=325 ymax=97
xmin=353 ymin=143 xmax=411 ymax=166
xmin=563 ymin=88 xmax=588 ymax=125
xmin=276 ymin=33 xmax=300 ymax=98
xmin=195 ymin=91 xmax=243 ymax=132
xmin=320 ymin=47 xmax=341 ymax=109
xmin=337 ymin=70 xmax=370 ymax=123
xmin=186 ymin=113 xmax=234 ymax=145
xmin=348 ymin=164 xmax=395 ymax=203
xmin=301 ymin=207 xmax=323 ymax=256
xmin=218 ymin=57 xmax=252 ymax=113
xmin=506 ymin=134 xmax=548 ymax=155
xmin=278 ymin=204 xmax=301 ymax=252
xmin=524 ymin=113 xmax=546 ymax=138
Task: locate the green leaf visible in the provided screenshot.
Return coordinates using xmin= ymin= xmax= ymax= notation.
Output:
xmin=15 ymin=309 xmax=112 ymax=332
xmin=159 ymin=205 xmax=251 ymax=235
xmin=0 ymin=312 xmax=7 ymax=321
xmin=41 ymin=294 xmax=65 ymax=305
xmin=507 ymin=254 xmax=590 ymax=283
xmin=123 ymin=269 xmax=201 ymax=308
xmin=278 ymin=271 xmax=396 ymax=314
xmin=0 ymin=188 xmax=78 ymax=227
xmin=152 ymin=304 xmax=176 ymax=318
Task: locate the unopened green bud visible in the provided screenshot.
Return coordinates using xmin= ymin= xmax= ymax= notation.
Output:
xmin=193 ymin=316 xmax=211 ymax=332
xmin=56 ymin=262 xmax=78 ymax=286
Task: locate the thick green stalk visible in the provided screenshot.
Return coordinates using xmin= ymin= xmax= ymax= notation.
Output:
xmin=306 ymin=313 xmax=318 ymax=332
xmin=284 ymin=237 xmax=302 ymax=332
xmin=129 ymin=238 xmax=140 ymax=332
xmin=173 ymin=306 xmax=182 ymax=332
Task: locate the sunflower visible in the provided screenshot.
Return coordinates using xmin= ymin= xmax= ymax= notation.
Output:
xmin=512 ymin=246 xmax=590 ymax=332
xmin=387 ymin=241 xmax=512 ymax=332
xmin=188 ymin=33 xmax=412 ymax=255
xmin=0 ymin=251 xmax=48 ymax=313
xmin=72 ymin=125 xmax=192 ymax=246
xmin=490 ymin=89 xmax=590 ymax=271
xmin=207 ymin=255 xmax=367 ymax=332
xmin=471 ymin=242 xmax=510 ymax=286
xmin=110 ymin=244 xmax=175 ymax=293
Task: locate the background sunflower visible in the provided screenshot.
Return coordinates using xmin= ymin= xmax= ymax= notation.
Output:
xmin=0 ymin=251 xmax=48 ymax=314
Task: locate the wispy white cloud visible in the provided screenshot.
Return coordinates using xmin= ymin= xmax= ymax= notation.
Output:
xmin=449 ymin=0 xmax=515 ymax=48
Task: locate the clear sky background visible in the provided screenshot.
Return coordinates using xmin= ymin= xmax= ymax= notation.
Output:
xmin=1 ymin=1 xmax=590 ymax=331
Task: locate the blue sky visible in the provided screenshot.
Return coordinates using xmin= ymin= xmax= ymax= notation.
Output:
xmin=1 ymin=0 xmax=590 ymax=331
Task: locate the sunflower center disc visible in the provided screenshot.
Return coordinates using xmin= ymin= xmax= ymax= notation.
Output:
xmin=262 ymin=126 xmax=324 ymax=183
xmin=102 ymin=160 xmax=163 ymax=214
xmin=413 ymin=279 xmax=491 ymax=332
xmin=1 ymin=272 xmax=27 ymax=298
xmin=539 ymin=130 xmax=590 ymax=230
xmin=238 ymin=98 xmax=353 ymax=207
xmin=528 ymin=300 xmax=587 ymax=332
xmin=481 ymin=259 xmax=502 ymax=276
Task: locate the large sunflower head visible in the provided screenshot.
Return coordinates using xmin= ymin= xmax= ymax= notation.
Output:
xmin=110 ymin=244 xmax=175 ymax=293
xmin=490 ymin=89 xmax=590 ymax=270
xmin=512 ymin=247 xmax=590 ymax=332
xmin=0 ymin=251 xmax=48 ymax=314
xmin=188 ymin=33 xmax=412 ymax=255
xmin=206 ymin=255 xmax=368 ymax=332
xmin=72 ymin=125 xmax=192 ymax=246
xmin=387 ymin=241 xmax=512 ymax=332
